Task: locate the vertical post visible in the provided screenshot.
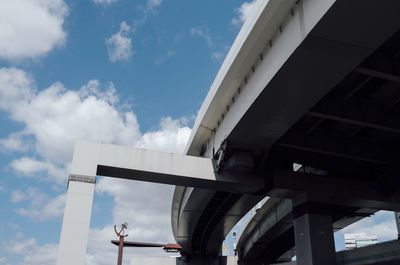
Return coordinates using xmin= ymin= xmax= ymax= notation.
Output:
xmin=293 ymin=213 xmax=336 ymax=265
xmin=114 ymin=223 xmax=128 ymax=265
xmin=56 ymin=175 xmax=96 ymax=265
xmin=117 ymin=236 xmax=124 ymax=265
xmin=395 ymin=212 xmax=400 ymax=239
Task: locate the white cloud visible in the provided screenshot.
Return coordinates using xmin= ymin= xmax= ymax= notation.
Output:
xmin=155 ymin=50 xmax=176 ymax=65
xmin=11 ymin=157 xmax=66 ymax=184
xmin=0 ymin=132 xmax=29 ymax=153
xmin=10 ymin=187 xmax=46 ymax=205
xmin=147 ymin=0 xmax=162 ymax=11
xmin=190 ymin=26 xmax=214 ymax=48
xmin=5 ymin=235 xmax=37 ymax=255
xmin=0 ymin=67 xmax=35 ymax=110
xmin=92 ymin=0 xmax=117 ymax=6
xmin=0 ymin=257 xmax=10 ymax=265
xmin=137 ymin=117 xmax=191 ymax=153
xmin=232 ymin=0 xmax=259 ymax=27
xmin=190 ymin=27 xmax=228 ymax=62
xmin=106 ymin=21 xmax=134 ymax=62
xmin=22 ymin=243 xmax=58 ymax=265
xmin=16 ymin=194 xmax=65 ymax=221
xmin=211 ymin=52 xmax=224 ymax=62
xmin=10 ymin=190 xmax=26 ymax=203
xmin=10 ymin=187 xmax=66 ymax=220
xmin=0 ymin=0 xmax=68 ymax=60
xmin=5 ymin=234 xmax=57 ymax=265
xmin=0 ymin=68 xmax=141 ymax=171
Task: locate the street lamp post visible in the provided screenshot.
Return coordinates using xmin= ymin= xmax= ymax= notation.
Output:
xmin=114 ymin=223 xmax=128 ymax=265
xmin=112 ymin=223 xmax=182 ymax=265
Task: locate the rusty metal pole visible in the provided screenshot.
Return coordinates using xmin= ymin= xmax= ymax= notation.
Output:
xmin=114 ymin=223 xmax=128 ymax=265
xmin=117 ymin=234 xmax=124 ymax=265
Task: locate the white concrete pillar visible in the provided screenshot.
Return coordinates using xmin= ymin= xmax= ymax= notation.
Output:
xmin=294 ymin=213 xmax=336 ymax=265
xmin=56 ymin=175 xmax=96 ymax=265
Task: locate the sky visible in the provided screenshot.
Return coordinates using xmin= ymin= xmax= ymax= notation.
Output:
xmin=0 ymin=0 xmax=397 ymax=264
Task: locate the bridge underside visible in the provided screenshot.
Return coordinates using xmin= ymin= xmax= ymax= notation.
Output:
xmin=236 ymin=2 xmax=400 ymax=264
xmin=176 ymin=1 xmax=400 ymax=264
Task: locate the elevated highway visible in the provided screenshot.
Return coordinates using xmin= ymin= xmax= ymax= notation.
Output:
xmin=173 ymin=0 xmax=400 ymax=264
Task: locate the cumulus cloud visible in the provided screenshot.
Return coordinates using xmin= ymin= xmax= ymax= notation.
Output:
xmin=106 ymin=21 xmax=134 ymax=62
xmin=0 ymin=132 xmax=29 ymax=153
xmin=232 ymin=0 xmax=259 ymax=27
xmin=11 ymin=157 xmax=66 ymax=184
xmin=0 ymin=68 xmax=141 ymax=170
xmin=0 ymin=257 xmax=9 ymax=265
xmin=17 ymin=194 xmax=66 ymax=221
xmin=0 ymin=0 xmax=68 ymax=60
xmin=92 ymin=0 xmax=117 ymax=6
xmin=10 ymin=187 xmax=66 ymax=220
xmin=5 ymin=234 xmax=57 ymax=265
xmin=0 ymin=66 xmax=191 ymax=264
xmin=5 ymin=235 xmax=37 ymax=254
xmin=138 ymin=117 xmax=191 ymax=152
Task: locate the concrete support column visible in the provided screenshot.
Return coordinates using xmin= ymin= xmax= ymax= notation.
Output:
xmin=395 ymin=212 xmax=400 ymax=239
xmin=56 ymin=175 xmax=96 ymax=265
xmin=293 ymin=212 xmax=336 ymax=265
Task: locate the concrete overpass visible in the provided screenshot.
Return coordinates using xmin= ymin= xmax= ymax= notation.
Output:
xmin=173 ymin=0 xmax=400 ymax=264
xmin=56 ymin=0 xmax=400 ymax=265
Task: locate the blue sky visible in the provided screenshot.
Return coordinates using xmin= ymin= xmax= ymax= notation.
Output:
xmin=0 ymin=0 xmax=397 ymax=264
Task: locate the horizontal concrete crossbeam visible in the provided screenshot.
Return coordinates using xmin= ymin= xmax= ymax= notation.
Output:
xmin=70 ymin=141 xmax=264 ymax=193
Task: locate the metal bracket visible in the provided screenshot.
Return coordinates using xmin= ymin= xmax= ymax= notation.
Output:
xmin=213 ymin=139 xmax=228 ymax=173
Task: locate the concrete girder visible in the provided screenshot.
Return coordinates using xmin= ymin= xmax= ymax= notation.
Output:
xmin=355 ymin=67 xmax=400 ymax=83
xmin=265 ymin=169 xmax=400 ymax=211
xmin=277 ymin=130 xmax=399 ymax=166
xmin=307 ymin=95 xmax=400 ymax=135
